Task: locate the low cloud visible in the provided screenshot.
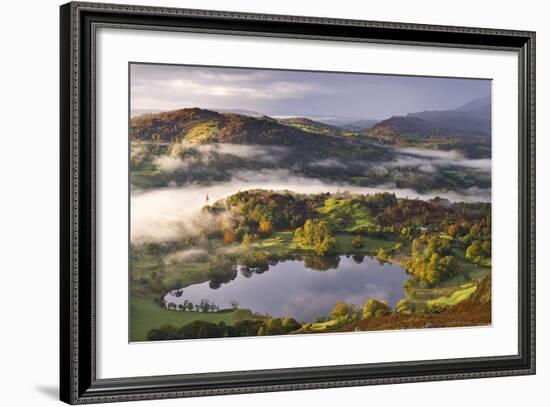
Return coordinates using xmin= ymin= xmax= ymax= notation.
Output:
xmin=195 ymin=143 xmax=289 ymax=161
xmin=308 ymin=158 xmax=348 ymax=169
xmin=165 ymin=249 xmax=210 ymax=265
xmin=153 ymin=143 xmax=289 ymax=173
xmin=131 ymin=169 xmax=491 ymax=243
xmin=153 ymin=155 xmax=196 ymax=173
xmin=372 ymin=148 xmax=491 ymax=174
xmin=395 ymin=147 xmax=464 ymax=159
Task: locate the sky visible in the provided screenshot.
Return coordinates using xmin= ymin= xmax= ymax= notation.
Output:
xmin=130 ymin=63 xmax=491 ymax=121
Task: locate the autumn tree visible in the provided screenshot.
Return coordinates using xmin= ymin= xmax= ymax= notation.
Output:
xmin=363 ymin=299 xmax=392 ymax=319
xmin=470 ymin=224 xmax=481 ymax=239
xmin=258 ymin=219 xmax=273 ymax=236
xmin=330 ymin=301 xmax=357 ymax=320
xmin=294 ymin=219 xmax=338 ymax=256
xmin=315 ymin=236 xmax=338 ymax=256
xmin=425 ymin=253 xmax=442 ymax=285
xmin=223 ymin=230 xmax=236 ymax=244
xmin=447 ymin=224 xmax=458 ymax=238
xmin=408 ymin=234 xmax=459 ymax=285
xmin=465 ymin=239 xmax=490 ymax=263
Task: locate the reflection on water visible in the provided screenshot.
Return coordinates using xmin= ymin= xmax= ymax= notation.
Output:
xmin=164 ymin=255 xmax=409 ymax=322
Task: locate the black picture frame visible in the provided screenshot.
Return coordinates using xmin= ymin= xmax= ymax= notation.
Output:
xmin=60 ymin=1 xmax=536 ymax=404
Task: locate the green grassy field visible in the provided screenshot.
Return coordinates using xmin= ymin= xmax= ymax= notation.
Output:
xmin=334 ymin=233 xmax=396 ymax=254
xmin=426 ymin=283 xmax=478 ymax=306
xmin=306 ymin=319 xmax=340 ymax=331
xmin=252 ymin=231 xmax=300 ymax=255
xmin=317 ymin=197 xmax=376 ymax=232
xmin=286 ymin=122 xmax=335 ymax=135
xmin=130 ymin=294 xmax=253 ymax=341
xmin=251 ymin=231 xmax=396 ymax=257
xmin=182 ymin=122 xmax=219 ymax=143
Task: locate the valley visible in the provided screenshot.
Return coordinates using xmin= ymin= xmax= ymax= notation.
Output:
xmin=128 ymin=89 xmax=492 ymax=341
xmin=130 ymin=106 xmax=491 ymax=194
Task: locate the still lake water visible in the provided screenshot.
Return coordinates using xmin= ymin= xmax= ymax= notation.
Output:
xmin=164 ymin=255 xmax=409 ymax=322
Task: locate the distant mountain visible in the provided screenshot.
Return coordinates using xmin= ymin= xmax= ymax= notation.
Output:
xmin=365 ymin=97 xmax=491 ymax=140
xmin=311 ymin=116 xmax=375 ymax=129
xmin=366 ymin=116 xmax=438 ymax=137
xmin=454 ymin=97 xmax=491 ymax=112
xmin=407 ymin=97 xmax=491 ymax=135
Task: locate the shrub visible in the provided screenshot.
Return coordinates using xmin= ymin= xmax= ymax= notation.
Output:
xmin=181 ymin=321 xmax=218 ymax=339
xmin=363 ymin=299 xmax=392 ymax=319
xmin=376 ymin=247 xmax=389 ymax=260
xmin=315 ymin=236 xmax=337 ymax=256
xmin=330 ymin=301 xmax=358 ymax=321
xmin=447 ymin=224 xmax=458 ymax=238
xmin=281 ymin=317 xmax=302 ymax=332
xmin=395 ymin=299 xmax=415 ymax=314
xmin=146 ymin=324 xmax=177 ymax=341
xmin=351 ymin=235 xmax=365 ymax=249
xmin=425 ymin=302 xmax=449 ymax=314
xmin=233 ymin=320 xmax=264 ymax=337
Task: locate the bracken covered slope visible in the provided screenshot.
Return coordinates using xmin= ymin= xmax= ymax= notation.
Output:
xmin=336 ymin=275 xmax=491 ymax=332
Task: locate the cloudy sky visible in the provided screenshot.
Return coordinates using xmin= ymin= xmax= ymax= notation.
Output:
xmin=130 ymin=63 xmax=491 ymax=120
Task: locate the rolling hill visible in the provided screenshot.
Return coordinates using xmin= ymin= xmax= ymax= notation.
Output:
xmin=132 ymin=108 xmax=332 ymax=146
xmin=276 ymin=117 xmax=340 ymax=136
xmin=130 ymin=108 xmax=399 ymax=188
xmin=130 ymin=108 xmax=391 ymax=158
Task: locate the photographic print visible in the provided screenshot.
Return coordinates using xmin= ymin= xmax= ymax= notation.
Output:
xmin=129 ymin=63 xmax=492 ymax=342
